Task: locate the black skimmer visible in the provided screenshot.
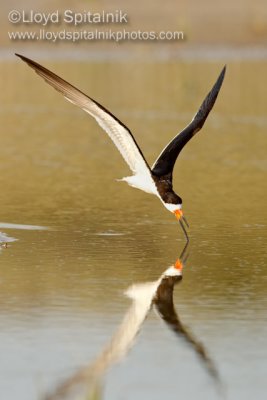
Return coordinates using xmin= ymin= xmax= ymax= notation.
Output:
xmin=16 ymin=54 xmax=226 ymax=242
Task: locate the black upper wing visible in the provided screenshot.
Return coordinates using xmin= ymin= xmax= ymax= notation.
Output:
xmin=152 ymin=66 xmax=226 ymax=177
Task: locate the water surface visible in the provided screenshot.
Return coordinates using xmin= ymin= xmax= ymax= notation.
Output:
xmin=0 ymin=57 xmax=266 ymax=400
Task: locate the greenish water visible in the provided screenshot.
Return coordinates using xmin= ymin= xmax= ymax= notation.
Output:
xmin=0 ymin=58 xmax=266 ymax=400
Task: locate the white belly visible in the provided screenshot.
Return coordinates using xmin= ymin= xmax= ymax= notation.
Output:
xmin=120 ymin=173 xmax=158 ymax=196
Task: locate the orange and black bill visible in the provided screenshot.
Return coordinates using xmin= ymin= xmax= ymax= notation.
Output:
xmin=174 ymin=210 xmax=189 ymax=242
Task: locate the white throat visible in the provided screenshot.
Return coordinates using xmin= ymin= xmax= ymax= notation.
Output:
xmin=163 ymin=202 xmax=182 ymax=212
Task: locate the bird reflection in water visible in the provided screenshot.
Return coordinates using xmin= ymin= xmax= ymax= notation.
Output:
xmin=44 ymin=243 xmax=221 ymax=400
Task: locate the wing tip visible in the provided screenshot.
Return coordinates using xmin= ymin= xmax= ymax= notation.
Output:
xmin=216 ymin=64 xmax=226 ymax=85
xmin=15 ymin=53 xmax=40 ymax=71
xmin=15 ymin=53 xmax=27 ymax=62
xmin=215 ymin=65 xmax=227 ymax=92
xmin=221 ymin=65 xmax=227 ymax=79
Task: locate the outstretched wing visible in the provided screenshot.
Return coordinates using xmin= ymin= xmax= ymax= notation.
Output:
xmin=15 ymin=54 xmax=151 ymax=177
xmin=154 ymin=274 xmax=220 ymax=384
xmin=152 ymin=66 xmax=226 ymax=177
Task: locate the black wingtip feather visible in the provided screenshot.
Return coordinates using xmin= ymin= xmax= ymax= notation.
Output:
xmin=195 ymin=65 xmax=226 ymax=127
xmin=208 ymin=65 xmax=226 ymax=106
xmin=15 ymin=53 xmax=46 ymax=73
xmin=214 ymin=65 xmax=226 ymax=95
xmin=15 ymin=53 xmax=29 ymax=62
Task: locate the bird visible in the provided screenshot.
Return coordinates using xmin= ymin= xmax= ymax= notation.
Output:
xmin=16 ymin=54 xmax=226 ymax=242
